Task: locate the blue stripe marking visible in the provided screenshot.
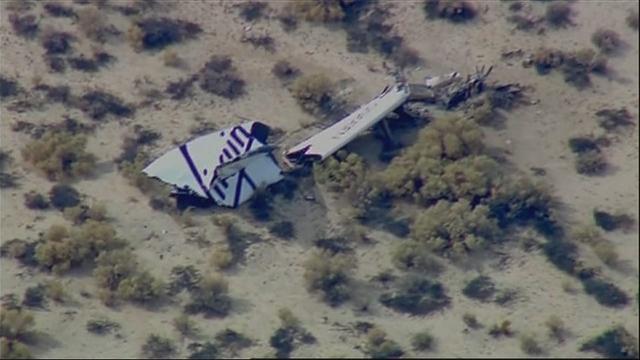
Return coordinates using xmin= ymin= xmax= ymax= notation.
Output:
xmin=179 ymin=144 xmax=215 ymax=202
xmin=232 ymin=168 xmax=257 ymax=208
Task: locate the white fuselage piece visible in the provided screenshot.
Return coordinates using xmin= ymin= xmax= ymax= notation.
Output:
xmin=142 ymin=121 xmax=283 ymax=208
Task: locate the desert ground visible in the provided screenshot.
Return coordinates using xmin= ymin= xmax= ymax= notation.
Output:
xmin=0 ymin=0 xmax=638 ymax=358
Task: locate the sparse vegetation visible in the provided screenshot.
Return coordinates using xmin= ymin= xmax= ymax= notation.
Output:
xmin=237 ymin=1 xmax=268 ymax=21
xmin=582 ymin=278 xmax=629 ymax=308
xmin=303 ymin=249 xmax=353 ymax=306
xmin=463 ymin=313 xmax=481 ymax=329
xmin=580 ymin=326 xmax=639 ymax=359
xmin=241 ymin=33 xmax=276 ymax=52
xmin=185 ymin=273 xmax=232 ymax=317
xmin=173 ymin=314 xmax=199 ymax=338
xmin=198 ymin=55 xmax=246 ymax=99
xmin=63 ymin=202 xmax=107 ymax=224
xmin=545 ymin=2 xmax=573 ymax=28
xmin=595 ymin=108 xmax=634 ymax=132
xmin=462 ymin=275 xmax=496 ymax=302
xmin=22 ymin=285 xmax=46 ymax=308
xmin=77 ymin=6 xmax=120 ymax=43
xmin=391 ymin=241 xmax=444 ymax=274
xmin=22 ymin=132 xmax=96 ymax=181
xmin=215 ymin=328 xmax=252 ymax=357
xmin=269 ymin=309 xmax=315 ymax=358
xmin=86 ymin=317 xmax=120 ymax=335
xmin=272 ymin=60 xmax=300 ymax=82
xmin=48 ymin=184 xmax=81 ymax=210
xmin=129 ymin=17 xmax=202 ymax=51
xmin=210 ymin=244 xmax=233 ymax=270
xmin=142 ymin=334 xmax=176 ymax=359
xmin=77 ymin=90 xmax=134 ymax=121
xmin=594 ymin=209 xmax=634 ymax=231
xmin=364 ymin=327 xmax=404 ymax=359
xmin=379 ymin=276 xmax=450 ymax=315
xmin=44 ymin=2 xmax=78 ymax=18
xmin=0 ymin=306 xmax=35 ymax=359
xmin=488 ymin=320 xmax=513 ymax=338
xmin=0 ymin=76 xmax=20 ymax=99
xmin=411 ymin=330 xmax=435 ymax=352
xmin=520 ymin=333 xmax=544 ymax=355
xmin=291 ymin=73 xmax=337 ymax=118
xmin=168 ymin=265 xmax=202 ymax=295
xmin=8 ymin=13 xmax=39 ymax=38
xmin=627 ymin=11 xmax=639 ymax=30
xmin=23 ymin=191 xmax=50 ymax=210
xmin=287 ymin=1 xmax=345 ymax=23
xmin=592 ymin=28 xmax=624 ymax=54
xmin=545 ymin=315 xmax=567 ymax=343
xmin=424 ymin=0 xmax=478 ymax=23
xmin=269 ymin=221 xmax=295 ymax=240
xmin=41 ymin=30 xmax=74 ymax=55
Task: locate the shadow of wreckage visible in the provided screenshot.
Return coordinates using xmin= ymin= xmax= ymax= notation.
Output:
xmin=145 ymin=66 xmax=525 ymax=210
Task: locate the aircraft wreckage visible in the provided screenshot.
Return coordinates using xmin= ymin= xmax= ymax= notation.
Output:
xmin=143 ymin=66 xmax=523 ymax=208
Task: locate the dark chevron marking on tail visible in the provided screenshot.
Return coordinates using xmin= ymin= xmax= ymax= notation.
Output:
xmin=232 ymin=168 xmax=257 ymax=208
xmin=179 ymin=144 xmax=215 ymax=202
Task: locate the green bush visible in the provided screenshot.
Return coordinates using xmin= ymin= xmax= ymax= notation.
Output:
xmin=0 ymin=307 xmax=34 ymax=340
xmin=22 ymin=132 xmax=96 ymax=181
xmin=0 ymin=337 xmax=32 ymax=359
xmin=313 ymin=151 xmax=373 ymax=204
xmin=286 ymin=1 xmax=345 ymax=23
xmin=173 ymin=314 xmax=199 ymax=338
xmin=545 ymin=315 xmax=567 ymax=343
xmin=142 ymin=334 xmax=176 ymax=359
xmin=391 ymin=241 xmax=443 ymax=274
xmin=86 ymin=317 xmax=120 ymax=335
xmin=22 ymin=285 xmax=46 ymax=308
xmin=303 ymin=249 xmax=353 ymax=306
xmin=462 ymin=275 xmax=496 ymax=302
xmin=185 ymin=273 xmax=232 ymax=317
xmin=63 ymin=202 xmax=107 ymax=224
xmin=411 ymin=330 xmax=435 ymax=351
xmin=116 ymin=271 xmax=166 ymax=304
xmin=580 ymin=326 xmax=638 ymax=359
xmin=198 ymin=55 xmax=245 ymax=100
xmin=488 ymin=320 xmax=513 ymax=338
xmin=486 ymin=177 xmax=554 ymax=230
xmin=411 ymin=199 xmax=500 ymax=256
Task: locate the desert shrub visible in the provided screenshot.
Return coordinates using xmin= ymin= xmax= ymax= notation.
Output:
xmin=391 ymin=241 xmax=443 ymax=274
xmin=462 ymin=275 xmax=496 ymax=302
xmin=130 ymin=17 xmax=202 ymax=51
xmin=0 ymin=172 xmax=19 ymax=189
xmin=278 ymin=13 xmax=298 ymax=31
xmin=142 ymin=334 xmax=176 ymax=359
xmin=411 ymin=330 xmax=435 ymax=351
xmin=545 ymin=2 xmax=572 ymax=28
xmin=364 ymin=327 xmax=404 ymax=359
xmin=67 ymin=51 xmax=115 ymax=72
xmin=591 ymin=29 xmax=624 ymax=54
xmin=162 ymin=50 xmax=182 ymax=68
xmin=313 ymin=151 xmax=372 ymax=203
xmin=314 ymin=237 xmax=352 ymax=255
xmin=198 ymin=55 xmax=246 ymax=99
xmin=424 ymin=0 xmax=477 ymax=23
xmin=237 ymin=1 xmax=267 ymax=21
xmin=41 ymin=30 xmax=74 ymax=55
xmin=86 ymin=317 xmax=120 ymax=335
xmin=272 ymin=60 xmax=300 ymax=82
xmin=241 ymin=33 xmax=276 ymax=52
xmin=520 ymin=333 xmax=543 ymax=355
xmin=488 ymin=320 xmax=513 ymax=338
xmin=580 ymin=326 xmax=638 ymax=359
xmin=595 ymin=108 xmax=634 ymax=132
xmin=8 ymin=13 xmax=39 ymax=38
xmin=215 ymin=328 xmax=252 ymax=356
xmin=210 ymin=244 xmax=233 ymax=270
xmin=173 ymin=314 xmax=199 ymax=338
xmin=507 ymin=13 xmax=542 ymax=31
xmin=165 ymin=76 xmax=197 ymax=100
xmin=48 ymin=184 xmax=81 ymax=210
xmin=627 ymin=11 xmax=639 ymax=30
xmin=77 ymin=6 xmax=120 ymax=43
xmin=0 ymin=337 xmax=32 ymax=359
xmin=214 ymin=221 xmax=264 ymax=268
xmin=185 ymin=273 xmax=232 ymax=317
xmin=36 ymin=221 xmax=124 ymax=274
xmin=0 ymin=76 xmax=20 ymax=99
xmin=269 ymin=309 xmax=315 ymax=358
xmin=487 ymin=177 xmax=554 ymax=230
xmin=494 ymin=288 xmax=519 ymax=306
xmin=582 ymin=278 xmax=628 ymax=308
xmin=575 ymin=150 xmax=607 ymax=175
xmin=379 ymin=276 xmax=450 ymax=315
xmin=42 ymin=280 xmax=66 ymax=303
xmin=63 ymin=202 xmax=107 ymax=224
xmin=287 ymin=1 xmax=345 ymax=23
xmin=544 ymin=237 xmax=578 ymax=274
xmin=115 ymin=126 xmax=161 ymax=165
xmin=545 ymin=315 xmax=567 ymax=342
xmin=24 ymin=190 xmax=49 ymax=210
xmin=0 ymin=307 xmax=34 ymax=340
xmin=303 ymin=249 xmax=353 ymax=306
xmin=532 ymin=48 xmax=565 ymax=75
xmin=77 ymin=90 xmax=133 ymax=120
xmin=168 ymin=265 xmax=201 ymax=295
xmin=116 ymin=271 xmax=165 ymax=304
xmin=269 ymin=221 xmax=295 ymax=240
xmin=22 ymin=285 xmax=46 ymax=308
xmin=291 ymin=73 xmax=337 ymax=117
xmin=568 ymin=136 xmax=599 ymax=153
xmin=248 ymin=189 xmax=273 ymax=221
xmin=411 ymin=200 xmax=500 ymax=256
xmin=561 ymin=49 xmax=607 ymax=89
xmin=463 ymin=313 xmax=481 ymax=329
xmin=594 ymin=209 xmax=634 ymax=231
xmin=187 ymin=342 xmax=219 ymax=359
xmin=22 ymin=132 xmax=96 ymax=181
xmin=44 ymin=2 xmax=77 ymax=18
xmin=0 ymin=239 xmax=38 ymax=267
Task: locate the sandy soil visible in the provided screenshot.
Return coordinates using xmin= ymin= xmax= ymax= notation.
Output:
xmin=1 ymin=0 xmax=638 ymax=358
